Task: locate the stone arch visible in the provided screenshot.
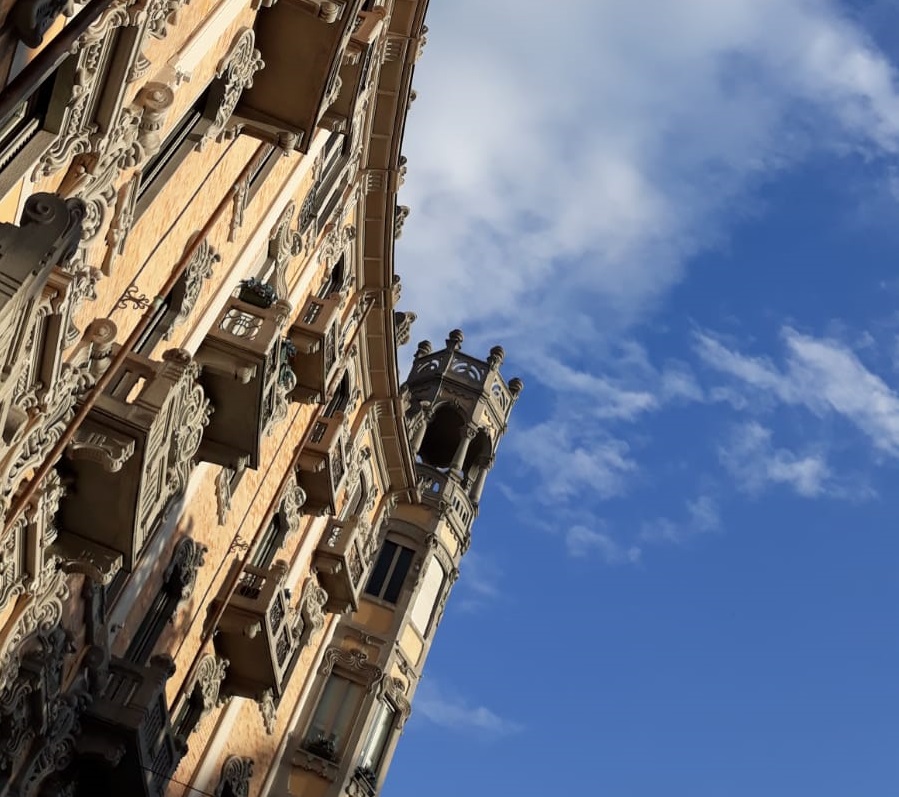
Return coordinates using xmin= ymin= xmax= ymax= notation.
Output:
xmin=418 ymin=404 xmax=465 ymax=470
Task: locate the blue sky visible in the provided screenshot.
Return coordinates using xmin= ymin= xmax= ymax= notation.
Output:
xmin=387 ymin=1 xmax=899 ymax=795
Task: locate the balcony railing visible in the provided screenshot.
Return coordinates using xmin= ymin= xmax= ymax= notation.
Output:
xmin=77 ymin=655 xmax=185 ymax=797
xmin=196 ymin=292 xmax=291 ymax=468
xmin=59 ymin=349 xmax=209 ymax=571
xmin=297 ymin=412 xmax=347 ymax=515
xmin=416 ymin=464 xmax=474 ymax=530
xmin=288 ymin=295 xmax=342 ymax=404
xmin=312 ymin=517 xmax=367 ymax=613
xmin=212 ymin=561 xmax=298 ymax=699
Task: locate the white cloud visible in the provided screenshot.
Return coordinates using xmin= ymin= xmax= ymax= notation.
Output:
xmin=398 ymin=0 xmax=899 ymax=350
xmin=566 ymin=525 xmax=642 ymax=564
xmin=506 ymin=416 xmax=637 ymax=503
xmin=696 ymin=328 xmax=899 ymax=455
xmin=717 ymin=421 xmax=831 ymax=497
xmin=414 ymin=681 xmax=522 ymax=736
xmin=640 ymin=495 xmax=722 ymax=544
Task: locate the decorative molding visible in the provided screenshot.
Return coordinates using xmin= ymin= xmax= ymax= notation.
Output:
xmin=199 ymin=28 xmax=265 ymax=148
xmin=258 ymin=688 xmax=277 ymax=735
xmin=165 ymin=536 xmax=207 ymax=600
xmin=215 ymin=756 xmax=254 ymax=797
xmin=393 ymin=311 xmax=416 ymax=347
xmin=166 ymin=237 xmax=221 ymax=339
xmin=280 ymin=478 xmax=308 ymax=539
xmin=193 ymin=654 xmax=229 ymax=714
xmin=267 ymin=202 xmax=303 ymax=298
xmin=161 ymin=349 xmax=212 ymax=501
xmin=319 ymin=647 xmax=382 ymax=690
xmin=297 ymin=577 xmax=327 ymax=646
xmin=380 ymin=676 xmax=412 ymax=728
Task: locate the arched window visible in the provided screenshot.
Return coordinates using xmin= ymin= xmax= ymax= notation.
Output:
xmin=418 ymin=405 xmax=465 ymax=470
xmin=462 ymin=430 xmax=491 ymax=480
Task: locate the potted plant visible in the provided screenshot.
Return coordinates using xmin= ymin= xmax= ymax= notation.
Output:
xmin=238 ymin=278 xmax=277 ymax=308
xmin=304 ymin=734 xmax=338 ymax=762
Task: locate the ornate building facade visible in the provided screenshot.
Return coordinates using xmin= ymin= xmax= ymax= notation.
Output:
xmin=0 ymin=1 xmax=522 ymax=795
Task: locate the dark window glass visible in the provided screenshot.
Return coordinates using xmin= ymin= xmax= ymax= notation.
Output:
xmin=365 ymin=541 xmax=414 ymax=604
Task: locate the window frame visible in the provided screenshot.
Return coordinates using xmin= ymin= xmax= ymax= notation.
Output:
xmin=364 ymin=539 xmax=414 ymax=605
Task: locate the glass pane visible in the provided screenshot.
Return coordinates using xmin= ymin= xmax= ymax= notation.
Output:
xmin=383 ymin=546 xmax=414 ymax=604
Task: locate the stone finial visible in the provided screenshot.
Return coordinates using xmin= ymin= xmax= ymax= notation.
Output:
xmin=446 ymin=329 xmax=463 ymax=351
xmin=487 ymin=345 xmax=504 ymax=369
xmin=414 ymin=340 xmax=432 ymax=359
xmin=508 ymin=377 xmax=524 ymax=398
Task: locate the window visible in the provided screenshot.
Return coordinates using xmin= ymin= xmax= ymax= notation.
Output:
xmin=317 ymin=254 xmax=345 ymax=298
xmin=409 ymin=556 xmax=445 ymax=635
xmin=323 ymin=371 xmax=350 ymax=417
xmin=357 ymin=700 xmax=395 ymax=775
xmin=134 ymin=88 xmax=210 ymax=215
xmin=364 ymin=541 xmax=413 ymax=604
xmin=250 ymin=513 xmax=284 ymax=570
xmin=125 ymin=538 xmax=203 ymax=664
xmin=304 ymin=675 xmax=364 ymax=760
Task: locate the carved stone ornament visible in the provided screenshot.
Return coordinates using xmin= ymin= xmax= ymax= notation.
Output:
xmin=166 ymin=536 xmax=207 ymax=600
xmin=393 ymin=311 xmax=417 ymax=347
xmin=280 ymin=478 xmax=308 ymax=539
xmin=393 ymin=205 xmax=410 ymax=239
xmin=0 ymin=314 xmax=114 ymax=522
xmin=193 ymin=654 xmax=229 ymax=714
xmin=0 ymin=558 xmax=69 ymax=695
xmin=319 ymin=648 xmax=382 ymax=691
xmin=161 ymin=349 xmax=212 ymax=501
xmin=0 ymin=623 xmax=92 ymax=794
xmin=215 ymin=467 xmax=234 ymax=526
xmin=268 ymin=202 xmax=304 ymax=298
xmin=215 ymin=756 xmax=254 ymax=797
xmin=199 ymin=28 xmax=265 ymax=148
xmin=380 ymin=676 xmax=412 ymax=728
xmin=297 ymin=577 xmax=327 ymax=646
xmin=127 ymin=0 xmax=189 ymax=82
xmin=258 ymin=688 xmax=277 ymax=735
xmin=166 ymin=237 xmax=221 ymax=339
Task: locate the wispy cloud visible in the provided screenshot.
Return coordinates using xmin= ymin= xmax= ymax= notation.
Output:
xmin=640 ymin=495 xmax=722 ymax=544
xmin=717 ymin=421 xmax=832 ymax=498
xmin=414 ymin=681 xmax=523 ymax=737
xmin=696 ymin=327 xmax=899 ymax=455
xmin=566 ymin=525 xmax=642 ymax=564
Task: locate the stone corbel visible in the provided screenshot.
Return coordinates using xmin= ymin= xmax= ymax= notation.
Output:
xmin=68 ymin=428 xmax=136 ymax=473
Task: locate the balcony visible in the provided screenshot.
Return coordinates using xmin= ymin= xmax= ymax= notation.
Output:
xmin=211 ymin=562 xmax=298 ymax=699
xmin=76 ymin=655 xmax=185 ymax=797
xmin=297 ymin=413 xmax=348 ymax=515
xmin=416 ymin=464 xmax=475 ymax=532
xmin=58 ymin=349 xmax=209 ymax=571
xmin=236 ymin=0 xmax=357 ymax=151
xmin=196 ymin=289 xmax=293 ymax=469
xmin=312 ymin=517 xmax=366 ymax=613
xmin=288 ymin=294 xmax=342 ymax=404
xmin=318 ymin=12 xmax=384 ymax=136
